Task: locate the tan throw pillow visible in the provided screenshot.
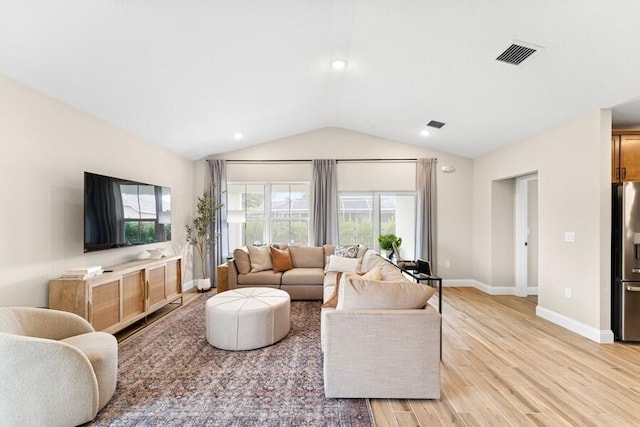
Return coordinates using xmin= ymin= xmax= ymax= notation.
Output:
xmin=322 ymin=267 xmax=383 ymax=308
xmin=247 ymin=246 xmax=273 ymax=272
xmin=233 ymin=248 xmax=251 ymax=275
xmin=336 ymin=277 xmax=436 ymax=310
xmin=270 ymin=246 xmax=293 ymax=273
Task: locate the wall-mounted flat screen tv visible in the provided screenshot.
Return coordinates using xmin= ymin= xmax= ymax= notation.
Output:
xmin=84 ymin=172 xmax=171 ymax=253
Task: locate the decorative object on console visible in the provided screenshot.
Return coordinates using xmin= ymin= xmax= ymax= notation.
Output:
xmin=186 ymin=189 xmax=224 ymax=292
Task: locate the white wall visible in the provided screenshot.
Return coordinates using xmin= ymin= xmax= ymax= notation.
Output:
xmin=207 ymin=127 xmax=473 ymax=279
xmin=0 ymin=75 xmax=195 ymax=308
xmin=472 ymin=109 xmax=612 ymax=341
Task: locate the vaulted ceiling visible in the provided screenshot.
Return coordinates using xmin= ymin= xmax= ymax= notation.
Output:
xmin=2 ymin=0 xmax=640 ymax=160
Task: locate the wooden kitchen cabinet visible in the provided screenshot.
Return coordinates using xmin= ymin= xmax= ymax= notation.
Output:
xmin=612 ymin=133 xmax=640 ymax=182
xmin=49 ymin=255 xmax=182 ymax=334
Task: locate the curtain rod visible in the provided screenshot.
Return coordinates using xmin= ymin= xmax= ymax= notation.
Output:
xmin=211 ymin=158 xmax=435 ymax=163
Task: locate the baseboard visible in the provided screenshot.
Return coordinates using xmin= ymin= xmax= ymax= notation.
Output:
xmin=535 ymin=305 xmax=614 ymax=344
xmin=182 ymin=280 xmax=195 ymax=293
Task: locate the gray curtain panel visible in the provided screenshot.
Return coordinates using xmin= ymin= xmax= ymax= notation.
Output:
xmin=207 ymin=159 xmax=228 ymax=287
xmin=416 ymin=158 xmax=437 ymax=273
xmin=311 ymin=159 xmax=338 ymax=246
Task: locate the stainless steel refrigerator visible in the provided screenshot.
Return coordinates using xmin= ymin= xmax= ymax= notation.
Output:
xmin=612 ymin=181 xmax=640 ymax=341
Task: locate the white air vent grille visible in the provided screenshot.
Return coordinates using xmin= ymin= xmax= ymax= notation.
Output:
xmin=496 ymin=43 xmax=538 ymax=65
xmin=427 ymin=120 xmax=446 ymax=129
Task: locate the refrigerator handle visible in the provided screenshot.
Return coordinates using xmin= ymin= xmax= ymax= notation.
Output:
xmin=626 ymin=285 xmax=640 ymax=292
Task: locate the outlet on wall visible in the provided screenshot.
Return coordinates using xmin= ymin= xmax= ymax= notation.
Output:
xmin=564 ymin=287 xmax=572 ymax=298
xmin=564 ymin=231 xmax=576 ymax=243
xmin=445 ymin=261 xmax=451 ymax=268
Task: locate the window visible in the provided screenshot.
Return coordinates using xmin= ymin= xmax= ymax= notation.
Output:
xmin=227 ymin=182 xmax=310 ymax=249
xmin=338 ymin=192 xmax=416 ymax=260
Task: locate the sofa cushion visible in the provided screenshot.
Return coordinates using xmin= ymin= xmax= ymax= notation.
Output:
xmin=323 ymin=267 xmax=383 ymax=308
xmin=270 ymin=246 xmax=293 ymax=273
xmin=325 ymin=255 xmax=360 ymax=273
xmin=337 ymin=277 xmax=435 ymax=310
xmin=289 ymin=246 xmax=325 ymax=268
xmin=247 ymin=246 xmax=273 ymax=272
xmin=237 ymin=271 xmax=282 ymax=286
xmin=281 ymin=267 xmax=325 ymax=285
xmin=233 ymin=248 xmax=251 ymax=275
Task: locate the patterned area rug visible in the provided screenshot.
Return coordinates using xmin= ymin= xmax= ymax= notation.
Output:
xmin=89 ymin=295 xmax=374 ymax=426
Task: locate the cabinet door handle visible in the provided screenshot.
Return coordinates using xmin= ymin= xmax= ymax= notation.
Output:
xmin=87 ymin=300 xmax=93 ymax=322
xmin=623 ymin=168 xmax=627 ymax=180
xmin=616 ymin=168 xmax=621 ymax=180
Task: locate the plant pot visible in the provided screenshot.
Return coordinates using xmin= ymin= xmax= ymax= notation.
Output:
xmin=196 ymin=278 xmax=211 ymax=292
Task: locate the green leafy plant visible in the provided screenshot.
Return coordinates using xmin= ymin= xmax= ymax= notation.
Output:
xmin=185 ymin=190 xmax=224 ymax=279
xmin=378 ymin=234 xmax=401 ymax=251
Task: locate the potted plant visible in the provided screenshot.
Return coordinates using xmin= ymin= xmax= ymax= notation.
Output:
xmin=186 ymin=190 xmax=224 ymax=292
xmin=378 ymin=234 xmax=402 ymax=260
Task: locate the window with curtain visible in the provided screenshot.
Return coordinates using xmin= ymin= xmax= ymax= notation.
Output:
xmin=338 ymin=192 xmax=416 ymax=260
xmin=227 ymin=182 xmax=310 ymax=249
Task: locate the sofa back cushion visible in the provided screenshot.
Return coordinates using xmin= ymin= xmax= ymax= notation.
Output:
xmin=289 ymin=246 xmax=325 ymax=268
xmin=232 ymin=248 xmax=252 ymax=275
xmin=337 ymin=277 xmax=435 ymax=310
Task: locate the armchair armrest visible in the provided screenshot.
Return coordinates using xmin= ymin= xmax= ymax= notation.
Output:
xmin=0 ymin=333 xmax=99 ymax=425
xmin=8 ymin=307 xmax=94 ymax=340
xmin=322 ymin=304 xmax=441 ymax=399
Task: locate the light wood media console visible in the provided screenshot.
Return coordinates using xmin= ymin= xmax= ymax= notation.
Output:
xmin=49 ymin=255 xmax=182 ymax=334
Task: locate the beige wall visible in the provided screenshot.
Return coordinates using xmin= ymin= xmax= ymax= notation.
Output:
xmin=0 ymin=75 xmax=195 ymax=308
xmin=207 ymin=127 xmax=474 ymax=279
xmin=472 ymin=110 xmax=612 ymax=338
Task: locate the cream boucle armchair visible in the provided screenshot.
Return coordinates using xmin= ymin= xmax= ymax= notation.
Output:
xmin=0 ymin=307 xmax=118 ymax=427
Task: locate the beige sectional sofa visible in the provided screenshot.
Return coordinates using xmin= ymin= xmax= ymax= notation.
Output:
xmin=225 ymin=244 xmax=365 ymax=300
xmin=223 ymin=244 xmax=441 ymax=399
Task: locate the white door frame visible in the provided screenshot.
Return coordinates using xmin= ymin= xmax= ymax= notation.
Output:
xmin=515 ymin=174 xmax=538 ymax=297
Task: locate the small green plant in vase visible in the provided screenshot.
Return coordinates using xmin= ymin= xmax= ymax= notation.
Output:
xmin=378 ymin=234 xmax=402 ymax=260
xmin=186 ymin=190 xmax=224 ymax=292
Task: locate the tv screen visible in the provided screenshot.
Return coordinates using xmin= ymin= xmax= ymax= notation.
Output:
xmin=84 ymin=172 xmax=171 ymax=253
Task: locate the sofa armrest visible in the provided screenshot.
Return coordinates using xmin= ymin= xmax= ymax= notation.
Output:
xmin=227 ymin=260 xmax=239 ymax=290
xmin=7 ymin=307 xmax=94 ymax=340
xmin=322 ymin=304 xmax=441 ymax=399
xmin=0 ymin=333 xmax=99 ymax=425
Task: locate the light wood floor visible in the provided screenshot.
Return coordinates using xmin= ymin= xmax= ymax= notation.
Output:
xmin=370 ymin=287 xmax=640 ymax=427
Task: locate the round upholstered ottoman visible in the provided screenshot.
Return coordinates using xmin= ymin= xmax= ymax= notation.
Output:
xmin=205 ymin=287 xmax=291 ymax=351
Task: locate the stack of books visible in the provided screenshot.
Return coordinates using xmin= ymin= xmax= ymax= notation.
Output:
xmin=61 ymin=266 xmax=103 ymax=279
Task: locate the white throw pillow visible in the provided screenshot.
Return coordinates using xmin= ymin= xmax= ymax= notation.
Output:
xmin=326 ymin=255 xmax=360 ymax=273
xmin=247 ymin=246 xmax=273 ymax=272
xmin=337 ymin=277 xmax=435 ymax=310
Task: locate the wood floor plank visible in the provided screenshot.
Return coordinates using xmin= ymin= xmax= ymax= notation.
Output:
xmin=371 ymin=287 xmax=640 ymax=427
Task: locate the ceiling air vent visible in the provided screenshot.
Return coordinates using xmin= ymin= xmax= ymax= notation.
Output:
xmin=496 ymin=41 xmax=540 ymax=66
xmin=427 ymin=120 xmax=446 ymax=129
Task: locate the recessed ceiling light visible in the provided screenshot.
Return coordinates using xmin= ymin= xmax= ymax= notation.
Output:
xmin=233 ymin=132 xmax=243 ymax=140
xmin=420 ymin=129 xmax=431 ymax=137
xmin=331 ymin=59 xmax=347 ymax=70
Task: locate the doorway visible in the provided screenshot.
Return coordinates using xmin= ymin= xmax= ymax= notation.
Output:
xmin=515 ymin=174 xmax=539 ymax=296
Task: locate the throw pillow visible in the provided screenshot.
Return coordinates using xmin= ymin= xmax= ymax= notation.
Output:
xmin=322 ymin=267 xmax=383 ymax=308
xmin=334 ymin=244 xmax=358 ymax=258
xmin=270 ymin=246 xmax=293 ymax=273
xmin=336 ymin=277 xmax=436 ymax=310
xmin=325 ymin=255 xmax=360 ymax=273
xmin=247 ymin=245 xmax=273 ymax=272
xmin=233 ymin=248 xmax=251 ymax=275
